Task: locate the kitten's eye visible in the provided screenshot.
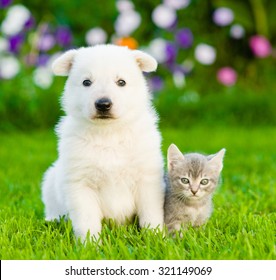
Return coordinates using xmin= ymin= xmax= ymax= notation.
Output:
xmin=200 ymin=179 xmax=209 ymax=185
xmin=116 ymin=79 xmax=126 ymax=87
xmin=83 ymin=79 xmax=92 ymax=87
xmin=181 ymin=178 xmax=190 ymax=184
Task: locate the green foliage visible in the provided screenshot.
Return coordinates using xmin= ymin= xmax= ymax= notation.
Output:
xmin=155 ymin=61 xmax=276 ymax=128
xmin=1 ymin=81 xmax=276 ymax=130
xmin=0 ymin=127 xmax=275 ymax=259
xmin=155 ymin=87 xmax=276 ymax=128
xmin=0 ymin=69 xmax=64 ymax=130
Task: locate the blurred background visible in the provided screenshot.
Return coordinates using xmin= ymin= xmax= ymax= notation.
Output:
xmin=0 ymin=0 xmax=275 ymax=130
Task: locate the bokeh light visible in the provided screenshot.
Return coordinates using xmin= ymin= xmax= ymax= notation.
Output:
xmin=38 ymin=34 xmax=55 ymax=52
xmin=0 ymin=1 xmax=275 ymax=93
xmin=249 ymin=35 xmax=272 ymax=58
xmin=230 ymin=24 xmax=245 ymax=39
xmin=0 ymin=55 xmax=20 ymax=79
xmin=56 ymin=26 xmax=72 ymax=47
xmin=213 ymin=7 xmax=234 ymax=26
xmin=1 ymin=4 xmax=31 ymax=35
xmin=176 ymin=28 xmax=193 ymax=49
xmin=217 ymin=67 xmax=237 ymax=86
xmin=164 ymin=0 xmax=190 ymax=10
xmin=115 ymin=10 xmax=141 ymax=36
xmin=33 ymin=67 xmax=53 ymax=89
xmin=0 ymin=0 xmax=13 ymax=9
xmin=148 ymin=76 xmax=164 ymax=92
xmin=195 ymin=43 xmax=216 ymax=65
xmin=152 ymin=4 xmax=176 ymax=29
xmin=115 ymin=37 xmax=138 ymax=49
xmin=147 ymin=38 xmax=167 ymax=63
xmin=85 ymin=27 xmax=107 ymax=45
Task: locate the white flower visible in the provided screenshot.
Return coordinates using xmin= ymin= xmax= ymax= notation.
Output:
xmin=1 ymin=4 xmax=31 ymax=36
xmin=116 ymin=0 xmax=134 ymax=12
xmin=213 ymin=7 xmax=234 ymax=26
xmin=33 ymin=67 xmax=53 ymax=89
xmin=147 ymin=38 xmax=167 ymax=63
xmin=115 ymin=10 xmax=141 ymax=36
xmin=164 ymin=0 xmax=190 ymax=10
xmin=230 ymin=24 xmax=245 ymax=39
xmin=152 ymin=4 xmax=176 ymax=29
xmin=195 ymin=43 xmax=216 ymax=65
xmin=0 ymin=37 xmax=9 ymax=52
xmin=0 ymin=56 xmax=20 ymax=79
xmin=86 ymin=27 xmax=107 ymax=45
xmin=173 ymin=71 xmax=185 ymax=88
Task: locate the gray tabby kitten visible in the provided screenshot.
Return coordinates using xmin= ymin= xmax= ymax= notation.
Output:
xmin=164 ymin=144 xmax=225 ymax=233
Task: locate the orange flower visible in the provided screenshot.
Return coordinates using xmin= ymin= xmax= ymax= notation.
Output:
xmin=115 ymin=37 xmax=138 ymax=50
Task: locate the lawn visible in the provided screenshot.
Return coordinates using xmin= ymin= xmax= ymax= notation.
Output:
xmin=0 ymin=125 xmax=275 ymax=259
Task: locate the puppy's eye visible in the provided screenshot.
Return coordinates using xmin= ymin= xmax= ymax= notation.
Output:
xmin=116 ymin=79 xmax=126 ymax=87
xmin=200 ymin=179 xmax=209 ymax=185
xmin=83 ymin=79 xmax=92 ymax=87
xmin=181 ymin=178 xmax=190 ymax=184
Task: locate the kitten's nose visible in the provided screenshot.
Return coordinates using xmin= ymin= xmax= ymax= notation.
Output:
xmin=191 ymin=189 xmax=198 ymax=195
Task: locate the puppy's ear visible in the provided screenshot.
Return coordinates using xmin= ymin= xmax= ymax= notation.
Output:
xmin=132 ymin=50 xmax=158 ymax=72
xmin=52 ymin=49 xmax=78 ymax=76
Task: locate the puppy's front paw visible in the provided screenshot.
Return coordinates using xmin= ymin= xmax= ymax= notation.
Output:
xmin=75 ymin=227 xmax=101 ymax=243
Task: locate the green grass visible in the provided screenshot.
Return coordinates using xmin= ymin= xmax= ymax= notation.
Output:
xmin=0 ymin=126 xmax=275 ymax=260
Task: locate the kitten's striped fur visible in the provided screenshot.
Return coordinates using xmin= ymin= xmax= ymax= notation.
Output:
xmin=164 ymin=144 xmax=225 ymax=233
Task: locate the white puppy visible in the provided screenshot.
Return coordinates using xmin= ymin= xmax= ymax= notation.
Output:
xmin=42 ymin=44 xmax=165 ymax=240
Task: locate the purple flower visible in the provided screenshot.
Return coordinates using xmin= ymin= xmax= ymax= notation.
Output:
xmin=24 ymin=16 xmax=35 ymax=30
xmin=170 ymin=64 xmax=189 ymax=75
xmin=37 ymin=54 xmax=50 ymax=66
xmin=249 ymin=35 xmax=272 ymax=58
xmin=165 ymin=42 xmax=177 ymax=64
xmin=38 ymin=34 xmax=55 ymax=51
xmin=8 ymin=34 xmax=24 ymax=53
xmin=149 ymin=76 xmax=164 ymax=92
xmin=176 ymin=28 xmax=193 ymax=49
xmin=56 ymin=26 xmax=72 ymax=47
xmin=0 ymin=0 xmax=12 ymax=9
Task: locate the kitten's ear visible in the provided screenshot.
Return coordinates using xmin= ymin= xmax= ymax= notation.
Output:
xmin=132 ymin=50 xmax=158 ymax=72
xmin=208 ymin=148 xmax=226 ymax=173
xmin=52 ymin=49 xmax=78 ymax=76
xmin=167 ymin=144 xmax=184 ymax=171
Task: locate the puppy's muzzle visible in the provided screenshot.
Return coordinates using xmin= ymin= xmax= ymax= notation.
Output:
xmin=95 ymin=98 xmax=113 ymax=113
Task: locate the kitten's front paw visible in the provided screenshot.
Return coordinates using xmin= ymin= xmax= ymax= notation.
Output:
xmin=167 ymin=223 xmax=181 ymax=232
xmin=166 ymin=223 xmax=188 ymax=238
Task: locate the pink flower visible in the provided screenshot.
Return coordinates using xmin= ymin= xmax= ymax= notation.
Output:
xmin=217 ymin=67 xmax=237 ymax=86
xmin=249 ymin=35 xmax=272 ymax=58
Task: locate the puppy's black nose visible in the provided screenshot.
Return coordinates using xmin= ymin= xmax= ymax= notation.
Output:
xmin=95 ymin=98 xmax=112 ymax=112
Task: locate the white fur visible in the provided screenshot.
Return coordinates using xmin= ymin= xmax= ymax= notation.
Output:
xmin=42 ymin=45 xmax=165 ymax=240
